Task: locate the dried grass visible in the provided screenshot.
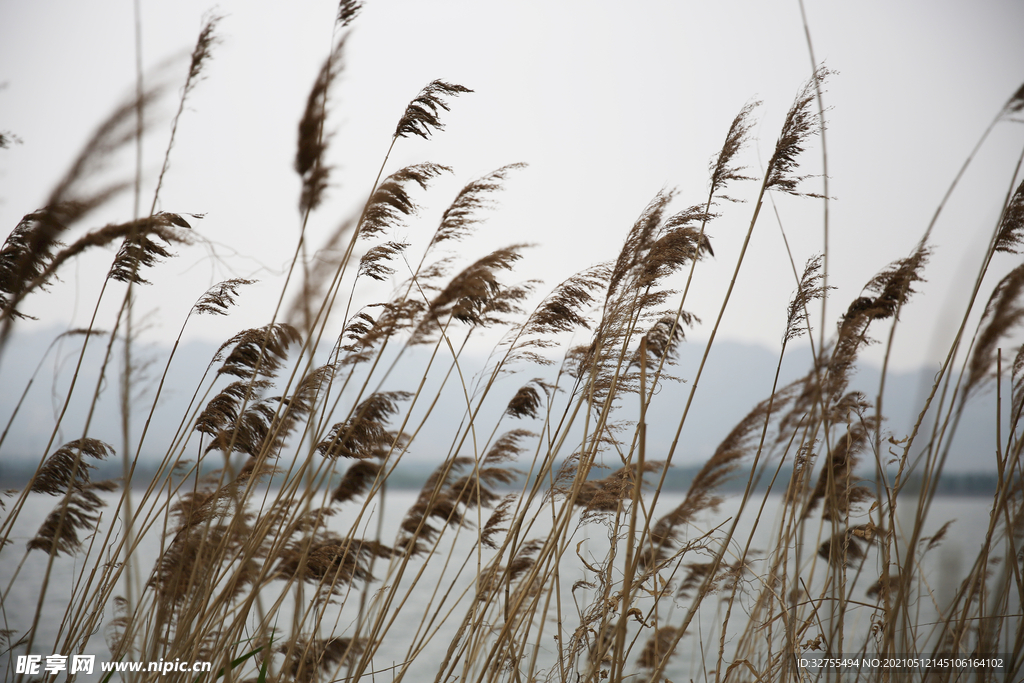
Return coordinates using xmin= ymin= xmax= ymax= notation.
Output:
xmin=1 ymin=10 xmax=1022 ymax=683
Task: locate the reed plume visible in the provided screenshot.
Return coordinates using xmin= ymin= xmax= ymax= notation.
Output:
xmin=967 ymin=263 xmax=1024 ymax=396
xmin=784 ymin=441 xmax=818 ymax=505
xmin=28 ymin=480 xmax=118 ymax=556
xmin=676 ymin=558 xmax=746 ymax=598
xmin=337 ymin=298 xmax=426 ymax=363
xmin=393 ymin=80 xmax=473 ymax=140
xmin=1 ymin=213 xmax=194 ymax=323
xmin=296 ymin=38 xmax=347 ymax=213
xmin=0 ymin=84 xmax=163 ymax=333
xmin=635 ymin=208 xmax=714 ymax=289
xmin=1000 ymin=81 xmax=1024 ymax=118
xmin=316 ymin=390 xmax=410 ymax=459
xmin=572 ymin=193 xmax=711 ymax=407
xmin=480 ymin=495 xmax=516 ymax=549
xmin=183 ymin=14 xmax=220 ymax=94
xmin=0 ymin=211 xmax=69 ymax=320
xmin=29 ymin=438 xmax=114 ymax=495
xmin=522 ymin=265 xmax=610 ymax=337
xmin=336 ymin=0 xmax=362 ymax=27
xmin=428 ymin=163 xmax=526 ymax=250
xmin=633 ymin=312 xmax=697 ymax=367
xmin=203 ymin=365 xmax=328 ymax=458
xmin=708 ymin=100 xmax=761 ymax=204
xmin=607 ymin=191 xmax=674 ymax=299
xmin=214 ymin=323 xmax=301 ymax=379
xmin=803 ymin=418 xmax=875 ymax=522
xmin=784 ymin=254 xmax=829 ymax=343
xmin=449 ymin=431 xmax=529 ymax=509
xmin=107 ymin=212 xmax=196 ymax=285
xmin=637 ymin=626 xmax=680 ymax=671
xmin=412 ymin=245 xmax=529 ymax=342
xmin=274 ymin=536 xmax=393 ymax=590
xmin=825 ymin=246 xmax=928 ymax=406
xmin=504 ymin=381 xmax=547 ymax=420
xmin=332 ymin=461 xmax=382 ymax=503
xmin=865 ymin=573 xmax=898 ymax=601
xmin=192 ymin=278 xmax=257 ymax=316
xmin=358 ymin=241 xmax=410 ymax=282
xmin=994 ymin=179 xmax=1024 ymax=254
xmin=816 ymin=527 xmax=868 ymax=567
xmin=1012 ymin=345 xmax=1024 ymax=427
xmin=505 ymin=265 xmax=610 ymax=370
xmin=575 ymin=460 xmax=664 ymax=517
xmin=358 ymin=163 xmax=451 ymax=240
xmin=150 ymin=516 xmax=242 ymax=604
xmin=277 ymin=635 xmax=364 ymax=682
xmin=149 ymin=13 xmax=221 ymax=212
xmin=765 ymin=65 xmax=832 ymax=197
xmin=399 ymin=458 xmax=475 ymax=555
xmin=195 ymin=379 xmax=274 ymax=439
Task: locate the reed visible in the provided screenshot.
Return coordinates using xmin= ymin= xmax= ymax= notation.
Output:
xmin=1 ymin=5 xmax=1023 ymax=683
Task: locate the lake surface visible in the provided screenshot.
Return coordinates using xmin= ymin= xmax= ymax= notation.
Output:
xmin=0 ymin=488 xmax=1010 ymax=682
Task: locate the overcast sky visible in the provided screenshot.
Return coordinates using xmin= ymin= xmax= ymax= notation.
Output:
xmin=2 ymin=0 xmax=1023 ymax=373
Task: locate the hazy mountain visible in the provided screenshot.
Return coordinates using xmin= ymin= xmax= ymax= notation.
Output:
xmin=0 ymin=326 xmax=1000 ymax=478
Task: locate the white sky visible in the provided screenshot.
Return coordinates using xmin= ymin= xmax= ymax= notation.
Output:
xmin=2 ymin=0 xmax=1023 ymax=372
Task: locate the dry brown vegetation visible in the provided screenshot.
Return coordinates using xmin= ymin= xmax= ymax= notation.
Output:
xmin=2 ymin=5 xmax=1024 ymax=683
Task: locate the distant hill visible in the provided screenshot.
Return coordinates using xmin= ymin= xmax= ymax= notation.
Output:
xmin=0 ymin=326 xmax=1003 ymax=481
xmin=0 ymin=456 xmax=1000 ymax=498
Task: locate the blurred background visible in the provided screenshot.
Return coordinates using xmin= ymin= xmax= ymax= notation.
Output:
xmin=1 ymin=0 xmax=1023 ymax=471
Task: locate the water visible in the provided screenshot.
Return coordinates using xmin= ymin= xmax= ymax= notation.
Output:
xmin=0 ymin=488 xmax=1010 ymax=681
